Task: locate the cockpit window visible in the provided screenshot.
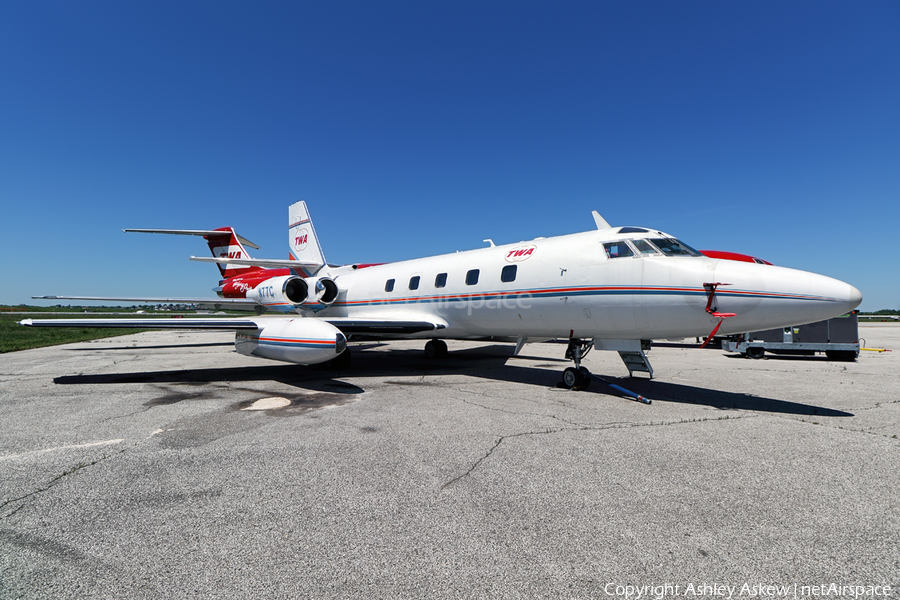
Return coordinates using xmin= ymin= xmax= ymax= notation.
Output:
xmin=603 ymin=241 xmax=635 ymax=259
xmin=631 ymin=239 xmax=660 ymax=255
xmin=648 ymin=238 xmax=702 ymax=257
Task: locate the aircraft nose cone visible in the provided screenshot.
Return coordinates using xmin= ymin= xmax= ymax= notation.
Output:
xmin=848 ymin=284 xmax=863 ymax=311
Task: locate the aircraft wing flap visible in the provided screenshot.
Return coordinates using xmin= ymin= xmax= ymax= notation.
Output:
xmin=322 ymin=317 xmax=446 ymax=335
xmin=20 ymin=318 xmax=261 ymax=330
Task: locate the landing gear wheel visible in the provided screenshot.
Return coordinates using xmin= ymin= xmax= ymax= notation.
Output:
xmin=424 ymin=339 xmax=448 ymax=359
xmin=577 ymin=366 xmax=592 ymax=390
xmin=322 ymin=349 xmax=351 ymax=370
xmin=562 ymin=367 xmax=580 ymax=389
xmin=562 ymin=367 xmax=592 ymax=390
xmin=746 ymin=347 xmax=765 ymax=359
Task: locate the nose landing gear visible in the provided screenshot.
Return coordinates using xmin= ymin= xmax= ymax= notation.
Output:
xmin=560 ymin=338 xmax=651 ymax=404
xmin=562 ymin=339 xmax=594 ymax=390
xmin=562 ymin=366 xmax=593 ymax=390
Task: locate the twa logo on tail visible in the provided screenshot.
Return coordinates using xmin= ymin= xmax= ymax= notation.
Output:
xmin=294 ymin=229 xmax=309 ymax=251
xmin=505 ymin=245 xmax=536 ymax=263
xmin=288 ymin=201 xmax=326 ymax=274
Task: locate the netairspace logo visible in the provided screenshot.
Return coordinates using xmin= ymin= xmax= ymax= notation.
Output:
xmin=603 ymin=583 xmax=893 ymax=600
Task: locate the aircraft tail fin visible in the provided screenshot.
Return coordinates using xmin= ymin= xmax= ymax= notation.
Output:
xmin=204 ymin=227 xmax=260 ymax=278
xmin=125 ymin=228 xmax=261 ymax=278
xmin=289 ymin=201 xmax=327 ymax=276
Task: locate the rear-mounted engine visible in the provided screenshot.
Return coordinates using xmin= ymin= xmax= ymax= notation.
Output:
xmin=246 ymin=275 xmax=308 ymax=308
xmin=241 ymin=275 xmax=338 ymax=309
xmin=309 ymin=277 xmax=338 ymax=305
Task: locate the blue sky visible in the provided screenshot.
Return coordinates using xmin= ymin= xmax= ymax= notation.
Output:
xmin=2 ymin=1 xmax=897 ymax=310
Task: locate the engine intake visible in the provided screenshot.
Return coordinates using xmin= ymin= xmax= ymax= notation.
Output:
xmin=284 ymin=277 xmax=309 ymax=304
xmin=246 ymin=275 xmax=308 ymax=309
xmin=310 ymin=277 xmax=338 ymax=305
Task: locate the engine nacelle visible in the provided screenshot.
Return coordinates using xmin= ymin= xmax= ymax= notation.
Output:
xmin=245 ymin=276 xmax=308 ymax=310
xmin=307 ymin=277 xmax=339 ymax=306
xmin=234 ymin=318 xmax=346 ymax=365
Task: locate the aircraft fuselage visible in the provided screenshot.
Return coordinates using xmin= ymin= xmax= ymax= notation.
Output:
xmin=306 ymin=228 xmax=860 ymax=342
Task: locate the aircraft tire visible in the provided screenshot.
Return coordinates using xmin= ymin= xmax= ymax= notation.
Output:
xmin=562 ymin=367 xmax=579 ymax=389
xmin=577 ymin=366 xmax=592 ymax=390
xmin=424 ymin=339 xmax=448 ymax=359
xmin=323 ymin=349 xmax=352 ymax=370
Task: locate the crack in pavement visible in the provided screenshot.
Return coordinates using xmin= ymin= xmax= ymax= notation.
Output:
xmin=779 ymin=415 xmax=900 ymax=439
xmin=1 ymin=451 xmax=123 ymax=519
xmin=441 ymin=414 xmax=756 ymax=489
xmin=856 ymin=399 xmax=900 ymax=411
xmin=456 ymin=393 xmax=592 ymax=429
xmin=78 ymin=405 xmax=154 ymax=428
xmin=769 ymin=398 xmax=900 ymax=439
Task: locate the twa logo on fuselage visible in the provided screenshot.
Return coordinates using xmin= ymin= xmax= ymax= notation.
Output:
xmin=294 ymin=228 xmax=309 ymax=251
xmin=505 ymin=245 xmax=536 ymax=263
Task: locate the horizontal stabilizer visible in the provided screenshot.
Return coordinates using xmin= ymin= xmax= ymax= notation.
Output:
xmin=190 ymin=256 xmax=322 ymax=270
xmin=125 ymin=229 xmax=261 ymax=250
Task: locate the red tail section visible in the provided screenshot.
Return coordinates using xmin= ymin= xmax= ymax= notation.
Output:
xmin=204 ymin=228 xmax=262 ymax=278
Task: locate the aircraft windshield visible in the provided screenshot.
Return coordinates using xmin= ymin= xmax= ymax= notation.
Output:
xmin=600 ymin=237 xmax=703 ymax=260
xmin=603 ymin=241 xmax=634 ymax=259
xmin=631 ymin=239 xmax=660 ymax=255
xmin=648 ymin=238 xmax=702 ymax=257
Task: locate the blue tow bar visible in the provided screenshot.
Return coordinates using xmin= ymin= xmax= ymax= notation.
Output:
xmin=588 ymin=372 xmax=651 ymax=404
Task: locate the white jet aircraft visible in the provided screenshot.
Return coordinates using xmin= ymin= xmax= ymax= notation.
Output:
xmin=24 ymin=201 xmax=862 ymax=392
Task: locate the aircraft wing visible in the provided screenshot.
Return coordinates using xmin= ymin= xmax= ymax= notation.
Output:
xmin=32 ymin=295 xmax=261 ymax=311
xmin=20 ymin=314 xmax=446 ymax=336
xmin=189 ymin=256 xmax=323 ymax=270
xmin=20 ymin=317 xmax=261 ymax=329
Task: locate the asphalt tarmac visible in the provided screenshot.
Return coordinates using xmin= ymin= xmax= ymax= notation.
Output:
xmin=2 ymin=325 xmax=898 ymax=599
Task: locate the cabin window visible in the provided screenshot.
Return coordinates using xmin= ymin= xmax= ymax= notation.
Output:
xmin=435 ymin=273 xmax=447 ymax=288
xmin=501 ymin=265 xmax=517 ymax=283
xmin=409 ymin=276 xmax=420 ymax=290
xmin=385 ymin=279 xmax=395 ymax=292
xmin=649 ymin=238 xmax=701 ymax=257
xmin=632 ymin=239 xmax=660 ymax=255
xmin=465 ymin=269 xmax=480 ymax=285
xmin=603 ymin=242 xmax=634 ymax=259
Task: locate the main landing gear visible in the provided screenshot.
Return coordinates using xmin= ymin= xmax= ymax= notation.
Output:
xmin=424 ymin=339 xmax=448 ymax=359
xmin=321 ymin=348 xmax=352 ymax=370
xmin=562 ymin=339 xmax=594 ymax=390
